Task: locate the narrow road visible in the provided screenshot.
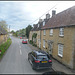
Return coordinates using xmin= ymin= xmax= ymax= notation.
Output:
xmin=0 ymin=36 xmax=51 ymax=74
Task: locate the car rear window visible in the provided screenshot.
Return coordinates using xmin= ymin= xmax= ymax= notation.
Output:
xmin=37 ymin=55 xmax=48 ymax=60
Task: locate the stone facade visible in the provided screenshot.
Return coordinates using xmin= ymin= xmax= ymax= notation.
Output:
xmin=41 ymin=26 xmax=75 ymax=69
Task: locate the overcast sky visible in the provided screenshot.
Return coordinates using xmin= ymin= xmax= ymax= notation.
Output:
xmin=0 ymin=1 xmax=75 ymax=31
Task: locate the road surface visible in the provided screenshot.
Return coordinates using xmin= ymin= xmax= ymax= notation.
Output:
xmin=0 ymin=36 xmax=52 ymax=74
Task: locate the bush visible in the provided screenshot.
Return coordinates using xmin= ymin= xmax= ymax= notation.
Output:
xmin=0 ymin=38 xmax=12 ymax=59
xmin=29 ymin=40 xmax=33 ymax=44
xmin=32 ymin=43 xmax=37 ymax=47
xmin=29 ymin=40 xmax=37 ymax=47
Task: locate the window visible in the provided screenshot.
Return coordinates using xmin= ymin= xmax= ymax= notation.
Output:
xmin=32 ymin=52 xmax=36 ymax=58
xmin=43 ymin=30 xmax=46 ymax=35
xmin=43 ymin=40 xmax=45 ymax=48
xmin=37 ymin=55 xmax=48 ymax=60
xmin=50 ymin=29 xmax=53 ymax=35
xmin=43 ymin=21 xmax=45 ymax=26
xmin=38 ymin=24 xmax=39 ymax=27
xmin=58 ymin=44 xmax=63 ymax=57
xmin=59 ymin=28 xmax=64 ymax=36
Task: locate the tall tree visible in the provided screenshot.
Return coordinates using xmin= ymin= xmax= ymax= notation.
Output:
xmin=0 ymin=20 xmax=8 ymax=31
xmin=26 ymin=25 xmax=32 ymax=38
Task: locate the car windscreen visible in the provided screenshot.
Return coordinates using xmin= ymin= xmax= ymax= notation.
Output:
xmin=37 ymin=55 xmax=48 ymax=60
xmin=23 ymin=40 xmax=27 ymax=41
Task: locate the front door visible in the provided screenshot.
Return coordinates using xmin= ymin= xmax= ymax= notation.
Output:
xmin=39 ymin=39 xmax=41 ymax=48
xmin=48 ymin=41 xmax=53 ymax=55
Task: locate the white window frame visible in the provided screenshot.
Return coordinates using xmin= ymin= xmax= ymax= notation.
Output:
xmin=50 ymin=29 xmax=53 ymax=35
xmin=58 ymin=44 xmax=63 ymax=57
xmin=43 ymin=40 xmax=45 ymax=48
xmin=43 ymin=21 xmax=45 ymax=26
xmin=38 ymin=24 xmax=39 ymax=27
xmin=59 ymin=28 xmax=64 ymax=36
xmin=43 ymin=30 xmax=46 ymax=35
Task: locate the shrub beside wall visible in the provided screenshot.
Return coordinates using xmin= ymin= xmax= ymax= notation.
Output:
xmin=0 ymin=38 xmax=12 ymax=60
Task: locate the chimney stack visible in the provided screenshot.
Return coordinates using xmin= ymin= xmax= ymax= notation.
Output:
xmin=52 ymin=10 xmax=56 ymax=17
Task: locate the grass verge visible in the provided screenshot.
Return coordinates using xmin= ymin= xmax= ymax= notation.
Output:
xmin=0 ymin=38 xmax=12 ymax=60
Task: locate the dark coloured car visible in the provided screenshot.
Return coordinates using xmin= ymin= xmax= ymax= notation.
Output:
xmin=28 ymin=50 xmax=52 ymax=70
xmin=22 ymin=39 xmax=27 ymax=44
xmin=42 ymin=71 xmax=66 ymax=75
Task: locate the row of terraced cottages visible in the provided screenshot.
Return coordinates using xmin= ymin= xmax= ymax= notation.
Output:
xmin=0 ymin=26 xmax=8 ymax=45
xmin=29 ymin=6 xmax=75 ymax=69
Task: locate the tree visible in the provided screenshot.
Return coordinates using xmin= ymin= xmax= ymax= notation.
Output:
xmin=0 ymin=20 xmax=8 ymax=31
xmin=11 ymin=30 xmax=15 ymax=33
xmin=17 ymin=28 xmax=26 ymax=37
xmin=26 ymin=25 xmax=32 ymax=38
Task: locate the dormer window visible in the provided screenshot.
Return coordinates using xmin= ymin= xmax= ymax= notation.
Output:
xmin=38 ymin=24 xmax=39 ymax=27
xmin=43 ymin=21 xmax=45 ymax=26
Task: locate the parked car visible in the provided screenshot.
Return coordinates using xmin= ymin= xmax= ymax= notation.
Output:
xmin=42 ymin=71 xmax=66 ymax=75
xmin=20 ymin=37 xmax=22 ymax=39
xmin=22 ymin=39 xmax=27 ymax=44
xmin=28 ymin=50 xmax=52 ymax=70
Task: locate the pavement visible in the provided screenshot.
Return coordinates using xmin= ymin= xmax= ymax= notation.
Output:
xmin=28 ymin=43 xmax=75 ymax=74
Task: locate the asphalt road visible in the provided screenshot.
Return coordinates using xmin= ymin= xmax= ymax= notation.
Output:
xmin=0 ymin=36 xmax=52 ymax=74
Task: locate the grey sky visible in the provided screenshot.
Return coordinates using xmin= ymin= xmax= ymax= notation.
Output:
xmin=0 ymin=1 xmax=75 ymax=31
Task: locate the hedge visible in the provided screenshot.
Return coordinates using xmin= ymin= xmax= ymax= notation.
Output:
xmin=0 ymin=38 xmax=12 ymax=59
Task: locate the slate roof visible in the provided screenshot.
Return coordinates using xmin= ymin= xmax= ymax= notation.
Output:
xmin=31 ymin=18 xmax=49 ymax=31
xmin=0 ymin=26 xmax=7 ymax=35
xmin=41 ymin=6 xmax=75 ymax=30
xmin=31 ymin=24 xmax=38 ymax=31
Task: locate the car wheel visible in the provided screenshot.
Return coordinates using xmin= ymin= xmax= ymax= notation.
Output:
xmin=28 ymin=58 xmax=35 ymax=70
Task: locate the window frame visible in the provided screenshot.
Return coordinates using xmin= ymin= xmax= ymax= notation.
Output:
xmin=43 ymin=21 xmax=45 ymax=26
xmin=58 ymin=44 xmax=63 ymax=57
xmin=50 ymin=29 xmax=53 ymax=35
xmin=59 ymin=28 xmax=64 ymax=36
xmin=43 ymin=30 xmax=46 ymax=35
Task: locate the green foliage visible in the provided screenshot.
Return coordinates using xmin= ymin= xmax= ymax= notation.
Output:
xmin=29 ymin=40 xmax=37 ymax=47
xmin=18 ymin=28 xmax=26 ymax=37
xmin=29 ymin=40 xmax=33 ymax=44
xmin=0 ymin=38 xmax=12 ymax=59
xmin=32 ymin=33 xmax=37 ymax=38
xmin=10 ymin=30 xmax=15 ymax=33
xmin=32 ymin=43 xmax=37 ymax=47
xmin=12 ymin=28 xmax=26 ymax=37
xmin=32 ymin=33 xmax=37 ymax=41
xmin=26 ymin=25 xmax=32 ymax=38
xmin=0 ymin=20 xmax=8 ymax=31
xmin=13 ymin=31 xmax=18 ymax=37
